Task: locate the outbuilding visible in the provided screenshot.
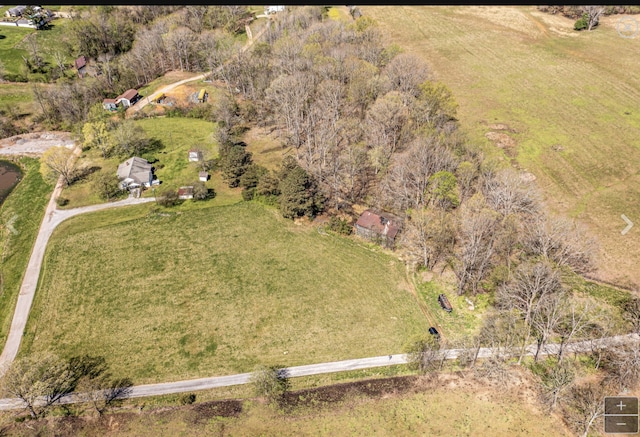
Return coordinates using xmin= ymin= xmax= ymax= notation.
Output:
xmin=354 ymin=209 xmax=401 ymax=249
xmin=178 ymin=186 xmax=194 ymax=200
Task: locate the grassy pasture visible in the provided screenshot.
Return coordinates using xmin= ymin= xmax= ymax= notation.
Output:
xmin=0 ymin=82 xmax=37 ymax=119
xmin=363 ymin=6 xmax=640 ymax=288
xmin=0 ymin=157 xmax=52 ymax=350
xmin=22 ymin=201 xmax=429 ymax=383
xmin=60 ymin=117 xmax=231 ymax=208
xmin=0 ymin=18 xmax=73 ymax=80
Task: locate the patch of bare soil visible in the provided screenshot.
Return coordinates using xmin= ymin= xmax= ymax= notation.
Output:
xmin=281 ymin=375 xmax=420 ymax=412
xmin=0 ymin=131 xmax=75 ymax=156
xmin=485 ymin=131 xmax=517 ymax=149
xmin=3 ymin=399 xmax=244 ymax=437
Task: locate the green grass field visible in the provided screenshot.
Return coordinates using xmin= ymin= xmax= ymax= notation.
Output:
xmin=60 ymin=117 xmax=229 ymax=208
xmin=0 ymin=157 xmax=52 ymax=351
xmin=22 ymin=201 xmax=429 ymax=383
xmin=0 ymin=18 xmax=73 ymax=81
xmin=0 ymin=82 xmax=37 ymax=119
xmin=363 ymin=6 xmax=640 ymax=288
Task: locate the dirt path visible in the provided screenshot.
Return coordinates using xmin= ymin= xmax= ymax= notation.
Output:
xmin=126 ymin=20 xmax=271 ymax=117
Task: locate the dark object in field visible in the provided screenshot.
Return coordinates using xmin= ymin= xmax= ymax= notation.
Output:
xmin=429 ymin=327 xmax=440 ymax=339
xmin=438 ymin=293 xmax=452 ymax=312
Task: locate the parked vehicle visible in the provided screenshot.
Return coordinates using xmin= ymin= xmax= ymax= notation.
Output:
xmin=438 ymin=293 xmax=453 ymax=312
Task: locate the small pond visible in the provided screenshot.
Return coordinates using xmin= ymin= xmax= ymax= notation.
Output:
xmin=0 ymin=160 xmax=22 ymax=206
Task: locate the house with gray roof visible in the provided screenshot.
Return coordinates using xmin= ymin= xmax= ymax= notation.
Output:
xmin=117 ymin=157 xmax=153 ymax=190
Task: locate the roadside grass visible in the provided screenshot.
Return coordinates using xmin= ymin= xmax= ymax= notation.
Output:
xmin=562 ymin=271 xmax=632 ymax=333
xmin=22 ymin=201 xmax=430 ymax=383
xmin=2 ymin=372 xmax=568 ymax=436
xmin=415 ymin=276 xmax=489 ymax=342
xmin=60 ymin=117 xmax=226 ymax=208
xmin=0 ymin=157 xmax=52 ymax=351
xmin=363 ymin=6 xmax=640 ymax=288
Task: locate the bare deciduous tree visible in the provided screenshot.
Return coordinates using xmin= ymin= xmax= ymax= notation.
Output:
xmin=496 ymin=261 xmax=563 ymax=363
xmin=1 ymin=353 xmax=74 ymax=418
xmin=524 ymin=213 xmax=597 ymax=274
xmin=400 ymin=208 xmax=455 ymax=271
xmin=405 ymin=335 xmax=443 ymax=374
xmin=562 ymin=381 xmax=609 ymax=437
xmin=483 ymin=168 xmax=540 ymax=218
xmin=384 ymin=52 xmax=430 ymax=99
xmin=455 ymin=194 xmax=501 ymax=295
xmin=40 ymin=146 xmax=75 ymax=186
xmin=582 ymin=6 xmax=604 ymax=31
xmin=540 ymin=362 xmax=575 ymax=410
xmin=602 ymin=340 xmax=640 ymax=391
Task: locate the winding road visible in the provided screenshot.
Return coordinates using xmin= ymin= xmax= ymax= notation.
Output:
xmin=0 ymin=332 xmax=636 ymax=411
xmin=127 ymin=19 xmax=271 ymax=116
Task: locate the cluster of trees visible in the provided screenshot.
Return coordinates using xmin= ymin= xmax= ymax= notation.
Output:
xmin=1 ymin=352 xmax=132 ymax=418
xmin=30 ymin=6 xmax=251 ymax=129
xmin=202 ymin=9 xmax=600 ymax=307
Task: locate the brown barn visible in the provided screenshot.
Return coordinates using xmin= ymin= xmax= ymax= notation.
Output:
xmin=354 ymin=209 xmax=401 ymax=249
xmin=74 ymin=56 xmax=87 ymax=78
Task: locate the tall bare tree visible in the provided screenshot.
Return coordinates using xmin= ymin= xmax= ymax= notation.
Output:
xmin=582 ymin=6 xmax=604 ymax=31
xmin=496 ymin=261 xmax=563 ymax=363
xmin=1 ymin=353 xmax=74 ymax=419
xmin=455 ymin=194 xmax=501 ymax=295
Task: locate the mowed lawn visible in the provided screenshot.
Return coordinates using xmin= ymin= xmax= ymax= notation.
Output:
xmin=363 ymin=6 xmax=640 ymax=287
xmin=22 ymin=202 xmax=429 ymax=383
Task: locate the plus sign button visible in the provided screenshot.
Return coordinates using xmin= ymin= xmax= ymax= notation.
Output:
xmin=605 ymin=397 xmax=638 ymax=415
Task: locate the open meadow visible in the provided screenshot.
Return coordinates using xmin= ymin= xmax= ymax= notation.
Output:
xmin=22 ymin=201 xmax=429 ymax=383
xmin=363 ymin=6 xmax=640 ymax=288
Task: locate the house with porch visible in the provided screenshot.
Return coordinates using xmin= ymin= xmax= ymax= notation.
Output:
xmin=354 ymin=209 xmax=402 ymax=249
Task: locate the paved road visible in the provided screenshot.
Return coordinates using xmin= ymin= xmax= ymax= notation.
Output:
xmin=0 ymin=333 xmax=636 ymax=411
xmin=0 ymin=181 xmax=155 ymax=374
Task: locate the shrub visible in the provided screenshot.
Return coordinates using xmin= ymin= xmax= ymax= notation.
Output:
xmin=327 ymin=216 xmax=352 ymax=235
xmin=192 ymin=181 xmax=212 ymax=201
xmin=157 ymin=189 xmax=180 ymax=207
xmin=574 ymin=13 xmax=588 ymax=30
xmin=56 ymin=197 xmax=69 ymax=207
xmin=180 ymin=393 xmax=196 ymax=405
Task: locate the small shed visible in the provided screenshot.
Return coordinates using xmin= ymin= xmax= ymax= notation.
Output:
xmin=197 ymin=88 xmax=207 ymax=103
xmin=188 ymin=149 xmax=203 ymax=162
xmin=102 ymin=98 xmax=118 ymax=111
xmin=178 ymin=186 xmax=194 ymax=200
xmin=199 ymin=171 xmax=209 ymax=182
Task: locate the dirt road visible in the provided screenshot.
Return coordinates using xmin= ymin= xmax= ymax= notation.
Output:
xmin=126 ymin=20 xmax=271 ymax=117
